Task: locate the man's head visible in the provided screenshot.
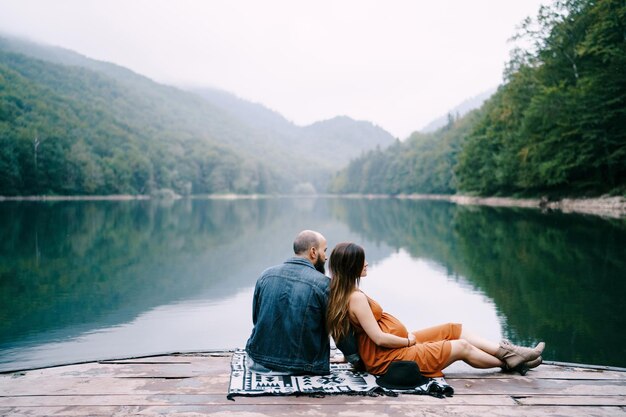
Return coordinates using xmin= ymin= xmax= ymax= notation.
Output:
xmin=293 ymin=230 xmax=328 ymax=274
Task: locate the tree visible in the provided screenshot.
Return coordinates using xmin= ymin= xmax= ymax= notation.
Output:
xmin=457 ymin=0 xmax=626 ymax=196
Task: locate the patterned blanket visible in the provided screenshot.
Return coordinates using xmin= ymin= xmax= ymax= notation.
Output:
xmin=227 ymin=349 xmax=453 ymax=399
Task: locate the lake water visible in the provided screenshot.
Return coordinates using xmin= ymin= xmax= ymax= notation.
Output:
xmin=1 ymin=197 xmax=625 ymax=372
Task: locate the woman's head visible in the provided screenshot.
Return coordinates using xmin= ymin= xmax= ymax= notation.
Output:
xmin=329 ymin=242 xmax=366 ymax=283
xmin=327 ymin=242 xmax=366 ymax=342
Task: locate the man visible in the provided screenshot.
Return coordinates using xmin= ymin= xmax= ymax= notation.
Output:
xmin=245 ymin=230 xmax=330 ymax=374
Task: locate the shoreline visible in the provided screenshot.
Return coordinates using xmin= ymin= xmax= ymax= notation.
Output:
xmin=0 ymin=194 xmax=151 ymax=201
xmin=0 ymin=193 xmax=266 ymax=201
xmin=397 ymin=194 xmax=626 ymax=219
xmin=331 ymin=193 xmax=626 ymax=218
xmin=2 ymin=193 xmax=625 ymax=218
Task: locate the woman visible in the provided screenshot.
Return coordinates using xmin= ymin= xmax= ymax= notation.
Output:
xmin=326 ymin=242 xmax=544 ymax=378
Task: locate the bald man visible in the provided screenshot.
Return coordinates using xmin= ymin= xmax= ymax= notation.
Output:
xmin=245 ymin=230 xmax=330 ymax=374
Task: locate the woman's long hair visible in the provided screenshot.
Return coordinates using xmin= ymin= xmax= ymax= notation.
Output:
xmin=326 ymin=242 xmax=365 ymax=343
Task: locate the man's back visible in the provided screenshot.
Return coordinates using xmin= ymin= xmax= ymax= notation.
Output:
xmin=245 ymin=257 xmax=330 ymax=374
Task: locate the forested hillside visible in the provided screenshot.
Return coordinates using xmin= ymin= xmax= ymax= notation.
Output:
xmin=329 ymin=111 xmax=482 ymax=194
xmin=0 ymin=48 xmax=273 ymax=196
xmin=0 ymin=37 xmax=394 ymax=196
xmin=192 ymin=88 xmax=395 ymax=171
xmin=331 ymin=0 xmax=626 ymax=197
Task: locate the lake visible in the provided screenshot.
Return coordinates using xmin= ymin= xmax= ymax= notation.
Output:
xmin=1 ymin=197 xmax=625 ymax=372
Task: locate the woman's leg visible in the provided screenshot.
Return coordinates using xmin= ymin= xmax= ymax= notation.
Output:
xmin=459 ymin=328 xmax=500 ymax=356
xmin=443 ymin=339 xmax=503 ymax=369
xmin=445 ymin=327 xmax=544 ymax=373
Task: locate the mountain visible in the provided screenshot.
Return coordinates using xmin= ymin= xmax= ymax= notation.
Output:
xmin=188 ymin=88 xmax=299 ymax=136
xmin=302 ymin=116 xmax=396 ymax=163
xmin=190 ymin=87 xmax=395 ymax=170
xmin=0 ymin=35 xmax=394 ymax=195
xmin=0 ymin=39 xmax=280 ymax=195
xmin=419 ymin=88 xmax=496 ymax=133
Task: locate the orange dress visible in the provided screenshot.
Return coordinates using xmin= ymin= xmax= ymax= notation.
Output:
xmin=350 ymin=293 xmax=462 ymax=377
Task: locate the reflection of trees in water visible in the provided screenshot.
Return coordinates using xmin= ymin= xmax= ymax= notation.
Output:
xmin=0 ymin=198 xmax=394 ymax=353
xmin=328 ymin=198 xmax=463 ymax=276
xmin=4 ymin=198 xmax=623 ymax=366
xmin=452 ymin=208 xmax=626 ymax=367
xmin=0 ymin=199 xmax=325 ymax=346
xmin=328 ymin=198 xmax=626 ymax=367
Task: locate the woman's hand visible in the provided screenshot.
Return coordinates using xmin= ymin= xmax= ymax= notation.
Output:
xmin=408 ymin=332 xmax=416 ymax=347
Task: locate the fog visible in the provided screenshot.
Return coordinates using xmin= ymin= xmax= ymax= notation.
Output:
xmin=0 ymin=0 xmax=546 ymax=137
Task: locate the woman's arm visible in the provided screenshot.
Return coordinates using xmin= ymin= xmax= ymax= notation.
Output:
xmin=349 ymin=292 xmax=416 ymax=348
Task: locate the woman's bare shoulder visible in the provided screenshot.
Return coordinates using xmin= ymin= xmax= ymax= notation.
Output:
xmin=349 ymin=290 xmax=367 ymax=304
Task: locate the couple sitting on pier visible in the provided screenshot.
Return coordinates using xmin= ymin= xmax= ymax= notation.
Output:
xmin=245 ymin=230 xmax=544 ymax=381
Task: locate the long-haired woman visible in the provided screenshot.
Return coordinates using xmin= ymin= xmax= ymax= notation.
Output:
xmin=326 ymin=242 xmax=544 ymax=378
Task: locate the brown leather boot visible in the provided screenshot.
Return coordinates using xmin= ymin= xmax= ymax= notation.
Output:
xmin=496 ymin=339 xmax=545 ymax=372
xmin=503 ymin=355 xmax=543 ymax=376
xmin=526 ymin=355 xmax=543 ymax=370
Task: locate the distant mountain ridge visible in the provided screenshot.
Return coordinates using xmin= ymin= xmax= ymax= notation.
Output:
xmin=190 ymin=87 xmax=395 ymax=170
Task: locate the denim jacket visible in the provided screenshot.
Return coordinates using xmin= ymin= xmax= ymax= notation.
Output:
xmin=245 ymin=257 xmax=330 ymax=374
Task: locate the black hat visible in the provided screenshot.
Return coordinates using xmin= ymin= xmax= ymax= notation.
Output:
xmin=376 ymin=361 xmax=429 ymax=390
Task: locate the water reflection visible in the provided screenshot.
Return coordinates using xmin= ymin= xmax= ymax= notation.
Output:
xmin=360 ymin=249 xmax=503 ymax=343
xmin=1 ymin=197 xmax=624 ymax=371
xmin=0 ymin=290 xmax=256 ymax=371
xmin=0 ymin=198 xmax=396 ymax=370
xmin=331 ymin=198 xmax=626 ymax=367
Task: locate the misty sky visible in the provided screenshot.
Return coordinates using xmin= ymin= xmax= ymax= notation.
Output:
xmin=0 ymin=0 xmax=546 ymax=138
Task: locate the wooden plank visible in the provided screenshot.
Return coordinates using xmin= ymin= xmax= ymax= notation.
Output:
xmin=0 ymin=375 xmax=230 ymax=396
xmin=514 ymin=395 xmax=626 ymax=406
xmin=6 ymin=356 xmax=624 ymax=381
xmin=0 ymin=356 xmax=230 ymax=377
xmin=446 ymin=367 xmax=626 ymax=381
xmin=519 ymin=368 xmax=626 ymax=381
xmin=0 ymin=393 xmax=518 ymax=407
xmin=450 ymin=377 xmax=626 ymax=396
xmin=6 ymin=354 xmax=623 ymax=376
xmin=0 ymin=352 xmax=234 ymax=373
xmin=1 ymin=404 xmax=624 ymax=417
xmin=3 ymin=355 xmax=232 ymax=379
xmin=3 ymin=374 xmax=625 ymax=397
xmin=98 ymin=352 xmax=232 ymax=364
xmin=97 ymin=360 xmax=193 ymax=365
xmin=544 ymin=361 xmax=626 ymax=372
xmin=2 ymin=353 xmax=626 ymax=417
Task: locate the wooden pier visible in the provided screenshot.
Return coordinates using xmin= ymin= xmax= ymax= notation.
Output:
xmin=1 ymin=351 xmax=625 ymax=416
